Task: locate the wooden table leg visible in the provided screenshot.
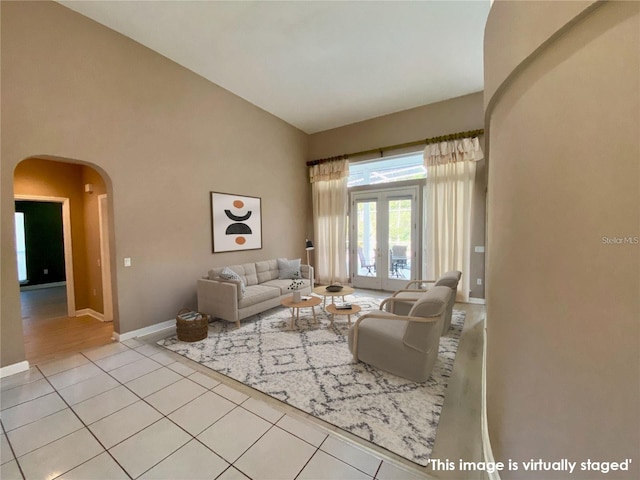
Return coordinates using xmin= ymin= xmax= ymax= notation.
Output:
xmin=312 ymin=306 xmax=317 ymax=323
xmin=290 ymin=308 xmax=296 ymax=329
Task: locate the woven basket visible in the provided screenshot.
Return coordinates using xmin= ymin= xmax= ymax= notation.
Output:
xmin=176 ymin=308 xmax=209 ymax=342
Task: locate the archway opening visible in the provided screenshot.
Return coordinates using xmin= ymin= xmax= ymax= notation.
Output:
xmin=13 ymin=157 xmax=117 ymax=365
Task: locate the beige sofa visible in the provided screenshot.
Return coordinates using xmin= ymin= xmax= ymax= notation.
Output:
xmin=197 ymin=259 xmax=314 ymax=328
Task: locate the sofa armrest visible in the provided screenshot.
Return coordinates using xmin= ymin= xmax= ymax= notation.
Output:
xmin=197 ymin=278 xmax=238 ymax=322
xmin=301 ymin=265 xmax=314 ymax=290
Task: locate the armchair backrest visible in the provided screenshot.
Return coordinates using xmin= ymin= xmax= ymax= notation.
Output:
xmin=434 ymin=270 xmax=461 ymax=334
xmin=403 ymin=286 xmax=451 ymax=352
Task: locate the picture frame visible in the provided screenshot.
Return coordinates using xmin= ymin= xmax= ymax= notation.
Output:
xmin=210 ymin=191 xmax=262 ymax=253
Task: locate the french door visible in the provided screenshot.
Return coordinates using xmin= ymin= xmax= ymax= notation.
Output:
xmin=350 ymin=186 xmax=419 ymax=291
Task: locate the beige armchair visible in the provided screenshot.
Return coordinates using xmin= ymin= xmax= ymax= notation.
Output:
xmin=347 ymin=286 xmax=452 ymax=382
xmin=387 ymin=270 xmax=461 ymax=335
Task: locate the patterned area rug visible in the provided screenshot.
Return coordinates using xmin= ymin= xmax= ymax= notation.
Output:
xmin=158 ymin=294 xmax=465 ymax=466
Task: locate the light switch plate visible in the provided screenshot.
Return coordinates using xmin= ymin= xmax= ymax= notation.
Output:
xmin=124 ymin=257 xmax=132 ymax=267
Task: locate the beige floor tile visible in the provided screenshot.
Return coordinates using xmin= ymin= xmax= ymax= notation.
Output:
xmin=188 ymin=371 xmax=221 ymax=389
xmin=197 ymin=406 xmax=271 ymax=463
xmin=0 ymin=378 xmax=54 ymax=410
xmin=135 ymin=344 xmax=161 ymax=357
xmin=18 ymin=429 xmax=104 ymax=480
xmin=138 ymin=439 xmax=228 ymax=479
xmin=298 ymin=450 xmax=372 ymax=480
xmin=235 ymin=426 xmax=316 ymax=479
xmin=166 ymin=361 xmax=196 ymax=377
xmin=149 ymin=352 xmax=175 ymax=366
xmin=0 ymin=460 xmax=22 ymax=480
xmin=168 ymin=391 xmax=235 ymax=436
xmin=277 ymin=414 xmax=328 ymax=447
xmin=241 ymin=397 xmax=284 ymax=423
xmin=1 ymin=433 xmax=14 ymax=465
xmin=58 ymin=451 xmax=129 ymax=480
xmin=122 ymin=339 xmax=144 ymax=349
xmin=0 ymin=367 xmax=43 ymax=392
xmin=88 ymin=400 xmax=163 ymax=449
xmin=376 ymin=460 xmax=428 ymax=480
xmin=108 ymin=418 xmax=191 ymax=479
xmin=38 ymin=353 xmax=90 ymax=377
xmin=57 ymin=372 xmax=120 ymax=405
xmin=72 ymin=385 xmax=138 ymax=425
xmin=47 ymin=363 xmax=104 ymax=390
xmin=213 ymin=383 xmax=249 ymax=404
xmin=7 ymin=409 xmax=83 ymax=457
xmin=108 ymin=357 xmax=162 ymax=384
xmin=82 ymin=342 xmax=130 ymax=361
xmin=145 ymin=378 xmax=206 ymax=415
xmin=124 ymin=367 xmax=182 ymax=398
xmin=1 ymin=392 xmax=67 ymax=431
xmin=320 ymin=435 xmax=382 ymax=476
xmin=95 ymin=349 xmax=145 ymax=372
xmin=217 ymin=466 xmax=250 ymax=480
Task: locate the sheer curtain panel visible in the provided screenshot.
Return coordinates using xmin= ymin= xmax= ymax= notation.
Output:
xmin=310 ymin=159 xmax=349 ymax=285
xmin=424 ymin=137 xmax=483 ymax=302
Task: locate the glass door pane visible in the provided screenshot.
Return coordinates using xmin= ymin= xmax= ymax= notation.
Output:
xmin=381 ymin=193 xmax=415 ymax=291
xmin=387 ymin=198 xmax=411 ymax=280
xmin=353 ymin=198 xmax=381 ymax=289
xmin=15 ymin=212 xmax=27 ymax=282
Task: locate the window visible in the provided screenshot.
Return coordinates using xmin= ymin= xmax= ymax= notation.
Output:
xmin=348 ymin=152 xmax=426 ymax=188
xmin=15 ymin=212 xmax=27 ymax=282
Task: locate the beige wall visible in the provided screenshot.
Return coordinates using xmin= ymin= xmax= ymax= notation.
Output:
xmin=485 ymin=1 xmax=639 ymax=478
xmin=309 ymin=92 xmax=486 ymax=298
xmin=1 ymin=1 xmax=309 ymax=366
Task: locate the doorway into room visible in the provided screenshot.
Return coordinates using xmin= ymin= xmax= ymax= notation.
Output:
xmin=13 ymin=158 xmax=115 ymax=365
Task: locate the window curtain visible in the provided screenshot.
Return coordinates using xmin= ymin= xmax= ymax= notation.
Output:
xmin=310 ymin=158 xmax=349 ymax=285
xmin=424 ymin=137 xmax=483 ymax=302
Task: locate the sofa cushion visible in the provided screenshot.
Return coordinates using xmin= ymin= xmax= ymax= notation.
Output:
xmin=277 ymin=258 xmax=301 ymax=279
xmin=218 ymin=267 xmax=246 ymax=297
xmin=262 ymin=278 xmax=311 ymax=295
xmin=256 ymin=259 xmax=279 ymax=283
xmin=238 ymin=285 xmax=281 ymax=308
xmin=242 ymin=263 xmax=258 ymax=286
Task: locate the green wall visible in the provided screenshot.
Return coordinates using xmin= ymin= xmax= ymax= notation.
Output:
xmin=14 ymin=201 xmax=65 ymax=286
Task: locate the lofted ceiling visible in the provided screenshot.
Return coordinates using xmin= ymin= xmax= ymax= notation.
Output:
xmin=58 ymin=1 xmax=491 ymax=134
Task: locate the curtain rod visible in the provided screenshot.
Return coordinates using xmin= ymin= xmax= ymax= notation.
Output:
xmin=307 ymin=128 xmax=484 ymax=166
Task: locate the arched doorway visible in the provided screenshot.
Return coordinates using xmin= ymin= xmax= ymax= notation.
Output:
xmin=13 ymin=157 xmax=117 ymax=364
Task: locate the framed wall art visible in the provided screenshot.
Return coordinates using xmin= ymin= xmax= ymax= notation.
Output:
xmin=210 ymin=192 xmax=262 ymax=253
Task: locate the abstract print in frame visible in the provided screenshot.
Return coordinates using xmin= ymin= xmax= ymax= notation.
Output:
xmin=210 ymin=192 xmax=262 ymax=253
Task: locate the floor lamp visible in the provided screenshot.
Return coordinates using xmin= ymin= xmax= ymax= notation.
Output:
xmin=305 ymin=239 xmax=314 ymax=267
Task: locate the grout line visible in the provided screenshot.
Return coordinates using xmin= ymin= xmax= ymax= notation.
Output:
xmin=33 ymin=363 xmax=134 ymax=480
xmin=1 ymin=418 xmax=27 ymax=480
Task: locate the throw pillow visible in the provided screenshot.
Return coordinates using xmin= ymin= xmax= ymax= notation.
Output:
xmin=219 ymin=267 xmax=246 ymax=296
xmin=277 ymin=258 xmax=302 ymax=279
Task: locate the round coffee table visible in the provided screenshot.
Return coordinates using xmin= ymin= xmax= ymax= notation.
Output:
xmin=325 ymin=303 xmax=361 ymax=327
xmin=312 ymin=285 xmax=355 ymax=309
xmin=280 ymin=295 xmax=322 ymax=330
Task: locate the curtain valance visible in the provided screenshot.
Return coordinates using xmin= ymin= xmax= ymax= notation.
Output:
xmin=309 ymin=159 xmax=349 ymax=183
xmin=424 ymin=137 xmax=484 ymax=167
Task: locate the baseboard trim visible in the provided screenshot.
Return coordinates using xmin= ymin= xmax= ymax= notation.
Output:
xmin=0 ymin=361 xmax=30 ymax=378
xmin=482 ymin=326 xmax=501 ymax=480
xmin=76 ymin=308 xmax=106 ymax=322
xmin=113 ymin=319 xmax=176 ymax=342
xmin=20 ymin=281 xmax=66 ymax=291
xmin=467 ymin=297 xmax=486 ymax=305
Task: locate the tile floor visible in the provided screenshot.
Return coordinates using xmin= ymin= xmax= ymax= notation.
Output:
xmin=1 ymin=299 xmax=486 ymax=480
xmin=1 ymin=339 xmax=430 ymax=480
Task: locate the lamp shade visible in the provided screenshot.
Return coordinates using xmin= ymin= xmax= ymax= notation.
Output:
xmin=305 ymin=239 xmax=314 ymax=250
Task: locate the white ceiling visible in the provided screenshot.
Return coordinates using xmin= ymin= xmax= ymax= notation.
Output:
xmin=58 ymin=1 xmax=491 ymax=134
